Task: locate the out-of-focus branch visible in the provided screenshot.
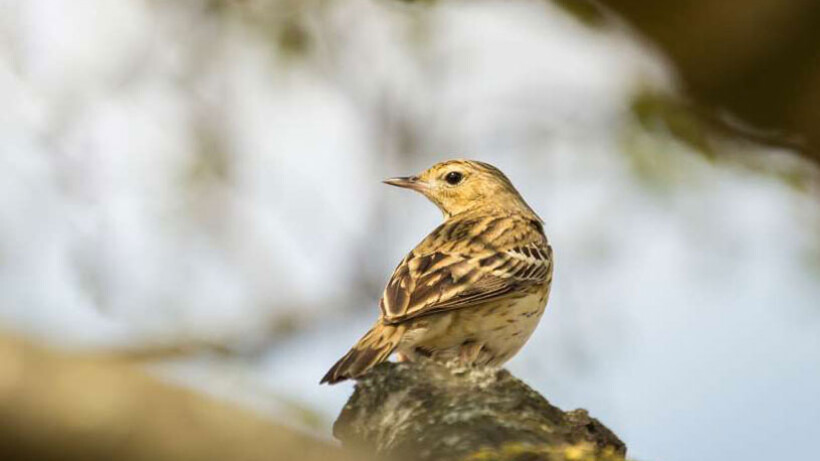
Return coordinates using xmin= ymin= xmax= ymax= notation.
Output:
xmin=333 ymin=361 xmax=626 ymax=461
xmin=594 ymin=0 xmax=820 ymax=161
xmin=100 ymin=310 xmax=311 ymax=362
xmin=0 ymin=333 xmax=368 ymax=461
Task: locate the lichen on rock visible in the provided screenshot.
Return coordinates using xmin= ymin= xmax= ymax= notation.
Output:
xmin=333 ymin=361 xmax=625 ymax=461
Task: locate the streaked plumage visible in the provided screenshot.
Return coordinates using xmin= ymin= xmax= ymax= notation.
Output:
xmin=321 ymin=160 xmax=552 ymax=384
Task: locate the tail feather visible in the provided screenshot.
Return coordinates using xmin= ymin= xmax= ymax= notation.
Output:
xmin=320 ymin=322 xmax=405 ymax=384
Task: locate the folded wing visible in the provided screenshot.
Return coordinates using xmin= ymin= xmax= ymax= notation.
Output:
xmin=380 ymin=217 xmax=552 ymax=324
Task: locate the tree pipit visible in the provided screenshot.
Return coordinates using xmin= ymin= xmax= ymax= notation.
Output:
xmin=322 ymin=160 xmax=552 ymax=384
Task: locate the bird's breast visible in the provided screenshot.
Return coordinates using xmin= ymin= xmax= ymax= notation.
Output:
xmin=399 ymin=284 xmax=550 ymax=366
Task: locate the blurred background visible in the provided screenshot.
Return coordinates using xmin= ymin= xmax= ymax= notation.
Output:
xmin=2 ymin=1 xmax=820 ymax=460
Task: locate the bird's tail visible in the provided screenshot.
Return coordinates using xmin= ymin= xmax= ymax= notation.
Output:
xmin=320 ymin=321 xmax=406 ymax=384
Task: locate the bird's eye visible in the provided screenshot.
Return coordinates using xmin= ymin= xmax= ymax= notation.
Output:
xmin=444 ymin=171 xmax=463 ymax=185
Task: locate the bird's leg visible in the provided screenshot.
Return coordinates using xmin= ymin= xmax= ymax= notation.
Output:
xmin=458 ymin=340 xmax=484 ymax=365
xmin=396 ymin=351 xmax=411 ymax=362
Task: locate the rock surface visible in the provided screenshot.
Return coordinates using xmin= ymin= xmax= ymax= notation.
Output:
xmin=334 ymin=361 xmax=626 ymax=461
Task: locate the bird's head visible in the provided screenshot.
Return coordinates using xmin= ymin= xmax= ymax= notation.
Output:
xmin=383 ymin=159 xmax=541 ymax=221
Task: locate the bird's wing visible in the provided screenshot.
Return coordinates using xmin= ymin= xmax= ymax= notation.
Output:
xmin=379 ymin=216 xmax=552 ymax=324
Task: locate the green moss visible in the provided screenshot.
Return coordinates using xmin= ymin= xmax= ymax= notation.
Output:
xmin=463 ymin=442 xmax=625 ymax=461
xmin=335 ymin=361 xmax=625 ymax=461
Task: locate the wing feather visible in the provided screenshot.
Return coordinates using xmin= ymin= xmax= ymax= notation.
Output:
xmin=380 ymin=216 xmax=551 ymax=324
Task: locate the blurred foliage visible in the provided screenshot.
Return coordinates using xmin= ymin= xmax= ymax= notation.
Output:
xmin=550 ymin=0 xmax=606 ymax=27
xmin=723 ymin=148 xmax=819 ymax=194
xmin=627 ymin=90 xmax=820 ymax=196
xmin=220 ymin=0 xmax=320 ymax=59
xmin=278 ymin=20 xmax=311 ymax=55
xmin=186 ymin=147 xmax=231 ymax=189
xmin=597 ymin=0 xmax=820 ymax=163
xmin=620 ymin=92 xmax=712 ymax=192
xmin=804 ymin=237 xmax=820 ymax=279
xmin=631 ymin=92 xmax=714 ymax=158
xmin=620 ymin=134 xmax=695 ymax=193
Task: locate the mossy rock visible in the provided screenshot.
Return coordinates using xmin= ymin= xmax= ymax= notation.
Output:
xmin=334 ymin=361 xmax=625 ymax=461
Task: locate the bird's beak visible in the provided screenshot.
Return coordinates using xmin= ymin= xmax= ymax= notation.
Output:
xmin=382 ymin=176 xmax=427 ymax=191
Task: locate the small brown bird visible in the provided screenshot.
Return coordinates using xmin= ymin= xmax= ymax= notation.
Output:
xmin=321 ymin=159 xmax=553 ymax=384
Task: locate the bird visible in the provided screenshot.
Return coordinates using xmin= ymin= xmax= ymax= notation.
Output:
xmin=321 ymin=159 xmax=553 ymax=384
